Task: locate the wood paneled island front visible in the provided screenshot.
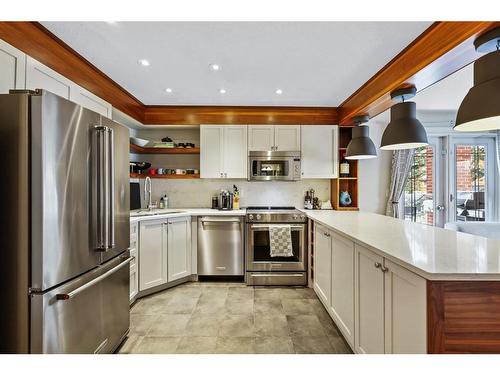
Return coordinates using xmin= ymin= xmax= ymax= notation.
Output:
xmin=302 ymin=210 xmax=500 ymax=354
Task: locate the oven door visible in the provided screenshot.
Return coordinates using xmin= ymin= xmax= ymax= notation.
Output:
xmin=246 ymin=223 xmax=306 ymax=271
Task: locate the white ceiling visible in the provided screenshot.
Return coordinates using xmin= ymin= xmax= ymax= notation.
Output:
xmin=42 ymin=22 xmax=431 ymax=106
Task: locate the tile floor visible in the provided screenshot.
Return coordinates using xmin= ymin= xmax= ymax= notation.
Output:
xmin=118 ymin=282 xmax=352 ymax=354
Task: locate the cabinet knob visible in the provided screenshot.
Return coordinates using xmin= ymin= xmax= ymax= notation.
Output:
xmin=380 ymin=265 xmax=389 ymax=273
xmin=374 ymin=262 xmax=382 ymax=269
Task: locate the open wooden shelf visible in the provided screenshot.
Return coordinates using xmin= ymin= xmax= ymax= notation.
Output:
xmin=331 ymin=127 xmax=359 ymax=211
xmin=130 ymin=143 xmax=200 ymax=155
xmin=130 ymin=172 xmax=200 ymax=179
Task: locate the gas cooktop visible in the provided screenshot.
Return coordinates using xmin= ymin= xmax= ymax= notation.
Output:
xmin=246 ymin=206 xmax=295 ymax=210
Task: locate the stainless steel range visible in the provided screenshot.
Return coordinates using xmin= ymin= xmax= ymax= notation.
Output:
xmin=246 ymin=207 xmax=307 ymax=286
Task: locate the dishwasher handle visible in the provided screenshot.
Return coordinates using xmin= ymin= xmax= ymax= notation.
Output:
xmin=200 ymin=217 xmax=241 ymax=223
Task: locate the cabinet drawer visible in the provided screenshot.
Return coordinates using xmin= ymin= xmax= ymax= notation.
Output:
xmin=130 ymin=223 xmax=138 ymax=236
xmin=129 ymin=236 xmax=138 ymax=251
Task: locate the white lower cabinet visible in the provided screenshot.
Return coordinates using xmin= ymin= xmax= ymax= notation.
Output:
xmin=312 ymin=222 xmax=427 ymax=354
xmin=129 ymin=222 xmax=139 ymax=303
xmin=313 ymin=224 xmax=332 ymax=305
xmin=166 ymin=216 xmax=192 ymax=282
xmin=354 ymin=244 xmax=385 ymax=354
xmin=384 ymin=259 xmax=427 ymax=354
xmin=330 ymin=231 xmax=355 ymax=347
xmin=139 ymin=219 xmax=167 ymax=291
xmin=138 ymin=216 xmax=192 ymax=293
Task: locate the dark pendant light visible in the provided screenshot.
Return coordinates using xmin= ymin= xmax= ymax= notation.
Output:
xmin=380 ymin=86 xmax=428 ymax=150
xmin=345 ymin=115 xmax=377 ymax=160
xmin=455 ymin=27 xmax=500 ymax=132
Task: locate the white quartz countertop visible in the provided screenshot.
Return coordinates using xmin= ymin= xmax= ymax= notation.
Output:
xmin=130 ymin=208 xmax=246 ymax=223
xmin=302 ymin=209 xmax=500 ymax=280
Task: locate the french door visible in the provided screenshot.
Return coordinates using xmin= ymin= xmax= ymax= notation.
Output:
xmin=448 ymin=137 xmax=496 ymax=223
xmin=403 ymin=135 xmax=497 ymax=227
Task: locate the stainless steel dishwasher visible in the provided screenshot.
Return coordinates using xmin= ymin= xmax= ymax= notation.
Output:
xmin=197 ymin=216 xmax=244 ymax=276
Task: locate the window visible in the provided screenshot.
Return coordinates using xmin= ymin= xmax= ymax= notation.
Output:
xmin=454 ymin=145 xmax=487 ymax=222
xmin=404 ymin=146 xmax=435 ymax=225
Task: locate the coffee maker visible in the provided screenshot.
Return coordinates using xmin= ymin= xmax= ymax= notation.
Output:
xmin=218 ymin=190 xmax=233 ymax=210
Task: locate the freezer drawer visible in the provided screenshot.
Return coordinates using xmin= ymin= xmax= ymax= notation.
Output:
xmin=30 ymin=254 xmax=131 ymax=354
xmin=197 ymin=216 xmax=244 ymax=276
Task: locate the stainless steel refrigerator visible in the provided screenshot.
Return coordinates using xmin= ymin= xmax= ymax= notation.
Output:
xmin=0 ymin=90 xmax=131 ymax=353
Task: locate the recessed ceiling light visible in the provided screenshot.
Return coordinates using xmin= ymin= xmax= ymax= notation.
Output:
xmin=275 ymin=89 xmax=283 ymax=95
xmin=138 ymin=59 xmax=150 ymax=67
xmin=165 ymin=88 xmax=173 ymax=93
xmin=210 ymin=64 xmax=221 ymax=71
xmin=219 ymin=88 xmax=226 ymax=94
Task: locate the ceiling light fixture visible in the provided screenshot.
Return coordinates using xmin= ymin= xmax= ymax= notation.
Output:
xmin=138 ymin=59 xmax=150 ymax=67
xmin=455 ymin=27 xmax=500 ymax=131
xmin=165 ymin=88 xmax=173 ymax=93
xmin=345 ymin=115 xmax=377 ymax=160
xmin=380 ymin=86 xmax=428 ymax=150
xmin=275 ymin=89 xmax=283 ymax=95
xmin=210 ymin=63 xmax=221 ymax=71
xmin=219 ymin=88 xmax=226 ymax=94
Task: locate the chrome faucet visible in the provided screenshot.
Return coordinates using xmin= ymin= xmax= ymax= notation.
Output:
xmin=144 ymin=176 xmax=153 ymax=210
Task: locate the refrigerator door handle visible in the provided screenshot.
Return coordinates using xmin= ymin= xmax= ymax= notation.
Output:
xmin=56 ymin=256 xmax=133 ymax=300
xmin=94 ymin=125 xmax=114 ymax=251
xmin=108 ymin=127 xmax=115 ymax=249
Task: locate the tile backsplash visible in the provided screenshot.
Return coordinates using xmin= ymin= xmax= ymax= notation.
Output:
xmin=133 ymin=178 xmax=330 ymax=209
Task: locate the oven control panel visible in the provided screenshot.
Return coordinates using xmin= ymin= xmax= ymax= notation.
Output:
xmin=246 ymin=210 xmax=307 ymax=223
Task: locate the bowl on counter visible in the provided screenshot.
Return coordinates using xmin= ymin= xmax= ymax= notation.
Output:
xmin=130 ymin=137 xmax=149 ymax=147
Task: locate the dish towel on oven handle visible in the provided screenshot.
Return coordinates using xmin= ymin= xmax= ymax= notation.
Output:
xmin=269 ymin=225 xmax=293 ymax=257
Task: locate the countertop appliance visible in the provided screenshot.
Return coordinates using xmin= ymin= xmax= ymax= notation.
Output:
xmin=0 ymin=90 xmax=131 ymax=354
xmin=246 ymin=206 xmax=307 ymax=286
xmin=248 ymin=151 xmax=301 ymax=181
xmin=198 ymin=216 xmax=244 ymax=276
xmin=218 ymin=190 xmax=233 ymax=210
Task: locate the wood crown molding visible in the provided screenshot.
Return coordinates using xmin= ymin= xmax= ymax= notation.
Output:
xmin=338 ymin=21 xmax=500 ymax=125
xmin=0 ymin=22 xmax=145 ymax=122
xmin=2 ymin=22 xmax=498 ymax=126
xmin=143 ymin=105 xmax=338 ymax=125
xmin=0 ymin=22 xmax=338 ymax=125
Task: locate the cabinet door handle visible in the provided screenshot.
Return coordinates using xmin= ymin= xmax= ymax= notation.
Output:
xmin=374 ymin=262 xmax=382 ymax=269
xmin=323 ymin=232 xmax=330 ymax=237
xmin=380 ymin=265 xmax=389 ymax=273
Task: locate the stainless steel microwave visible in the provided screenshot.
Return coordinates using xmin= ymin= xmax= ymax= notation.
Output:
xmin=248 ymin=151 xmax=301 ymax=181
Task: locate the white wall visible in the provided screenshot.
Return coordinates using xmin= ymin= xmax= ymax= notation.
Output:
xmin=358 ymin=111 xmax=392 ymax=214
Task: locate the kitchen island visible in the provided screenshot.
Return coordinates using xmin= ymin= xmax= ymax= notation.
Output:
xmin=303 ymin=210 xmax=500 ymax=354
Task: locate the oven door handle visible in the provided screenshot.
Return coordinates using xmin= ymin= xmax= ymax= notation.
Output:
xmin=250 ymin=224 xmax=304 ymax=229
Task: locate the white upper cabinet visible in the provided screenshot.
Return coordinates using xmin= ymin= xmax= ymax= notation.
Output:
xmin=313 ymin=224 xmax=332 ymax=306
xmin=274 ymin=125 xmax=301 ymax=151
xmin=26 ymin=56 xmax=71 ymax=99
xmin=354 ymin=244 xmax=385 ymax=354
xmin=384 ymin=260 xmax=427 ymax=354
xmin=330 ymin=231 xmax=355 ymax=347
xmin=200 ymin=126 xmax=223 ymax=178
xmin=248 ymin=125 xmax=274 ymax=151
xmin=0 ymin=39 xmax=26 ymax=93
xmin=70 ymin=84 xmax=112 ymax=118
xmin=248 ymin=125 xmax=300 ymax=152
xmin=167 ymin=216 xmax=191 ymax=282
xmin=223 ymin=126 xmax=248 ymax=178
xmin=301 ymin=125 xmax=339 ymax=179
xmin=200 ymin=125 xmax=248 ymax=179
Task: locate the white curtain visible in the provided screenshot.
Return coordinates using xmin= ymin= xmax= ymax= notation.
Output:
xmin=385 ymin=149 xmax=415 ymax=218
